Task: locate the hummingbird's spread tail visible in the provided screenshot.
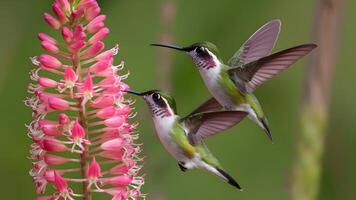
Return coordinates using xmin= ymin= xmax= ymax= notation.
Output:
xmin=215 ymin=168 xmax=242 ymax=190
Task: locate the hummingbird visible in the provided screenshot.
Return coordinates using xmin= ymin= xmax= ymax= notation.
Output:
xmin=125 ymin=89 xmax=248 ymax=190
xmin=150 ymin=19 xmax=317 ymax=142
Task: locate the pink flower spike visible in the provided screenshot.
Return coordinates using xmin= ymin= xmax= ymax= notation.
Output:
xmin=42 ymin=138 xmax=68 ymax=152
xmin=41 ymin=41 xmax=59 ymax=53
xmin=68 ymin=40 xmax=86 ymax=53
xmin=52 ymin=3 xmax=68 ymax=24
xmin=102 ymin=175 xmax=132 ymax=187
xmin=96 ymin=106 xmax=117 ymax=119
xmin=89 ymin=59 xmax=111 ymax=73
xmin=71 ymin=119 xmax=86 ymax=139
xmin=38 ymin=33 xmax=57 ymax=44
xmin=38 ymin=77 xmax=58 ymax=88
xmin=27 ymin=0 xmax=144 ymax=198
xmin=39 ymin=54 xmax=62 ymax=69
xmin=43 ymin=13 xmax=61 ymax=29
xmin=48 ymin=97 xmax=70 ymax=111
xmin=89 ymin=27 xmax=110 ymax=44
xmin=61 ymin=27 xmax=73 ymax=43
xmin=101 ymin=138 xmax=124 ymax=151
xmin=84 ymin=41 xmax=104 ymax=58
xmin=44 ymin=154 xmax=72 ymax=165
xmin=87 ymin=157 xmax=101 ymax=178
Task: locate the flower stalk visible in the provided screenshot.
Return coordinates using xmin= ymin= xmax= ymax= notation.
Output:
xmin=25 ymin=0 xmax=144 ymax=199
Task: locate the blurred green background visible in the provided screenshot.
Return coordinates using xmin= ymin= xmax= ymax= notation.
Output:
xmin=0 ymin=0 xmax=355 ymax=199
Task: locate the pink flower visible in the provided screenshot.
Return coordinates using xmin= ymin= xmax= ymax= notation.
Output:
xmin=25 ymin=1 xmax=144 ymax=199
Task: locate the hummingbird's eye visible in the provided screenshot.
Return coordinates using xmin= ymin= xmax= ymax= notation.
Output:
xmin=152 ymin=93 xmax=166 ymax=108
xmin=152 ymin=93 xmax=161 ymax=101
xmin=195 ymin=47 xmax=205 ymax=54
xmin=195 ymin=47 xmax=210 ymax=57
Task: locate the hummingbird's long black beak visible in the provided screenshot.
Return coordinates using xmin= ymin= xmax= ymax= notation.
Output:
xmin=150 ymin=43 xmax=189 ymax=52
xmin=125 ymin=90 xmax=145 ymax=96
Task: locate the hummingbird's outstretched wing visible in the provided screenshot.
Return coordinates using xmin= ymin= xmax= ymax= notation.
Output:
xmin=187 ymin=97 xmax=222 ymax=116
xmin=227 ymin=19 xmax=281 ymax=67
xmin=228 ymin=44 xmax=317 ymax=93
xmin=181 ymin=111 xmax=247 ymax=145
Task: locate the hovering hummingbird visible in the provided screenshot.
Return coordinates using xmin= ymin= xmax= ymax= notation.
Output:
xmin=151 ymin=19 xmax=317 ymax=142
xmin=125 ymin=89 xmax=248 ymax=190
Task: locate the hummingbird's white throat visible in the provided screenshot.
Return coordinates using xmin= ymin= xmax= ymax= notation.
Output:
xmin=188 ymin=49 xmax=221 ymax=70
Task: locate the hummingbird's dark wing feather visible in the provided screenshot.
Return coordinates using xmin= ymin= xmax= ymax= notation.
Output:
xmin=181 ymin=111 xmax=247 ymax=145
xmin=187 ymin=97 xmax=222 ymax=116
xmin=228 ymin=44 xmax=317 ymax=93
xmin=227 ymin=19 xmax=281 ymax=67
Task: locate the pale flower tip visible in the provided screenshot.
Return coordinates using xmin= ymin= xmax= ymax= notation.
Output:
xmin=101 ymin=138 xmax=124 ymax=151
xmin=39 ymin=54 xmax=62 ymax=69
xmin=88 ymin=27 xmax=110 ymax=44
xmin=61 ymin=27 xmax=73 ymax=43
xmin=87 ymin=157 xmax=101 ymax=178
xmin=48 ymin=97 xmax=70 ymax=111
xmin=43 ymin=13 xmax=61 ymax=29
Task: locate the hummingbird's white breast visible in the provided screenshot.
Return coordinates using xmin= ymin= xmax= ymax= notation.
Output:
xmin=152 ymin=115 xmax=188 ymax=162
xmin=198 ymin=59 xmax=236 ymax=108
